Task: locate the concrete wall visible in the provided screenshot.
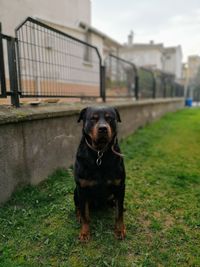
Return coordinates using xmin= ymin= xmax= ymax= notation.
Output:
xmin=0 ymin=98 xmax=184 ymax=204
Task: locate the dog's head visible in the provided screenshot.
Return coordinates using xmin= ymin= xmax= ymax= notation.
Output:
xmin=78 ymin=106 xmax=121 ymax=149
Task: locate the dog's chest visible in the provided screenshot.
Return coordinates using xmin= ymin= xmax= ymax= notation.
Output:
xmin=85 ymin=157 xmax=122 ymax=181
xmin=75 ymin=143 xmax=125 ymax=187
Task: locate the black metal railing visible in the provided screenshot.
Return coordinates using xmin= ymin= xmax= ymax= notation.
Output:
xmin=154 ymin=70 xmax=165 ymax=98
xmin=0 ymin=24 xmax=20 ymax=106
xmin=0 ymin=18 xmax=185 ymax=107
xmin=104 ymin=54 xmax=184 ymax=100
xmin=154 ymin=71 xmax=177 ymax=98
xmin=186 ymin=86 xmax=200 ymax=102
xmin=193 ymin=88 xmax=200 ymax=102
xmin=0 ymin=23 xmax=7 ymax=98
xmin=104 ymin=54 xmax=138 ymax=99
xmin=15 ymin=17 xmax=102 ymax=99
xmin=174 ymin=82 xmax=184 ymax=97
xmin=138 ymin=67 xmax=156 ymax=99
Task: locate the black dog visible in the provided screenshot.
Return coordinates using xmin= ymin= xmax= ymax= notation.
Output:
xmin=74 ymin=106 xmax=126 ymax=241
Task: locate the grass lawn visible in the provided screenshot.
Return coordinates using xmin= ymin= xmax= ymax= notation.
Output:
xmin=1 ymin=108 xmax=200 ymax=267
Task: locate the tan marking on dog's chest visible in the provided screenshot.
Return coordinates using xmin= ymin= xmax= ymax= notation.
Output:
xmin=79 ymin=179 xmax=98 ymax=188
xmin=107 ymin=179 xmax=121 ymax=186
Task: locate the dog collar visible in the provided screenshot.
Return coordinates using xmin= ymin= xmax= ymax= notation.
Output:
xmin=85 ymin=138 xmax=107 ymax=166
xmin=84 ymin=138 xmax=124 ymax=166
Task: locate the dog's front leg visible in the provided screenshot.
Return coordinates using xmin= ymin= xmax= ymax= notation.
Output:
xmin=78 ymin=187 xmax=90 ymax=241
xmin=114 ymin=184 xmax=126 ymax=240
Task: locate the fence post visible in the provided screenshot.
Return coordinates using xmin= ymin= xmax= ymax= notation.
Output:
xmin=7 ymin=37 xmax=20 ymax=107
xmin=135 ymin=75 xmax=139 ymax=100
xmin=0 ymin=23 xmax=7 ymax=97
xmin=100 ymin=65 xmax=106 ymax=102
xmin=163 ymin=75 xmax=166 ymax=98
xmin=152 ymin=71 xmax=156 ymax=99
xmin=152 ymin=80 xmax=156 ymax=98
xmin=171 ymin=82 xmax=174 ymax=98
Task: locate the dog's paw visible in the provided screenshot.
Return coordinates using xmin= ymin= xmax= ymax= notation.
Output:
xmin=79 ymin=231 xmax=90 ymax=242
xmin=114 ymin=224 xmax=126 ymax=240
xmin=79 ymin=224 xmax=90 ymax=242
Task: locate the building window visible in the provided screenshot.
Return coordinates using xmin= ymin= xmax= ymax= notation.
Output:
xmin=83 ymin=31 xmax=92 ymax=63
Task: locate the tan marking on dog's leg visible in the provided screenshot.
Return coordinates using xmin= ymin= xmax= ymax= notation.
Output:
xmin=114 ymin=200 xmax=126 ymax=240
xmin=114 ymin=179 xmax=121 ymax=186
xmin=76 ymin=207 xmax=81 ymax=223
xmin=79 ymin=202 xmax=90 ymax=242
xmin=79 ymin=179 xmax=97 ymax=188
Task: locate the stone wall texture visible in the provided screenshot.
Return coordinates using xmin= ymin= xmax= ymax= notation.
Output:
xmin=0 ymin=98 xmax=184 ymax=204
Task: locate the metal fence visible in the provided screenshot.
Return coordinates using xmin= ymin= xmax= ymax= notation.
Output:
xmin=186 ymin=86 xmax=200 ymax=102
xmin=137 ymin=67 xmax=156 ymax=99
xmin=0 ymin=23 xmax=7 ymax=98
xmin=104 ymin=54 xmax=138 ymax=99
xmin=153 ymin=71 xmax=175 ymax=98
xmin=193 ymin=88 xmax=200 ymax=102
xmin=135 ymin=68 xmax=184 ymax=99
xmin=0 ymin=17 xmax=185 ymax=107
xmin=173 ymin=82 xmax=184 ymax=97
xmin=0 ymin=24 xmax=20 ymax=106
xmin=15 ymin=17 xmax=102 ymax=99
xmin=104 ymin=55 xmax=184 ymax=100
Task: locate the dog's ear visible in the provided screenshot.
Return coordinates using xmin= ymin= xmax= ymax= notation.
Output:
xmin=77 ymin=107 xmax=88 ymax=122
xmin=114 ymin=108 xmax=121 ymax=122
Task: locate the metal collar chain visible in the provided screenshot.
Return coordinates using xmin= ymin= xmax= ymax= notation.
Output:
xmin=85 ymin=138 xmax=107 ymax=166
xmin=84 ymin=137 xmax=123 ymax=167
xmin=96 ymin=151 xmax=104 ymax=166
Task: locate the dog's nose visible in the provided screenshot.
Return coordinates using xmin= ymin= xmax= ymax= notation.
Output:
xmin=98 ymin=126 xmax=108 ymax=134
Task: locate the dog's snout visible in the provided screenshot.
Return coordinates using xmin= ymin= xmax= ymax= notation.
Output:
xmin=98 ymin=125 xmax=108 ymax=134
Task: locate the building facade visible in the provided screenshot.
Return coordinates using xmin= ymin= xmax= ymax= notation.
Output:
xmin=162 ymin=46 xmax=182 ymax=80
xmin=0 ymin=0 xmax=121 ymax=103
xmin=0 ymin=0 xmax=120 ymax=60
xmin=187 ymin=55 xmax=200 ymax=81
xmin=0 ymin=0 xmax=91 ymax=36
xmin=120 ymin=41 xmax=164 ymax=70
xmin=119 ymin=33 xmax=183 ymax=81
xmin=185 ymin=55 xmax=200 ymax=99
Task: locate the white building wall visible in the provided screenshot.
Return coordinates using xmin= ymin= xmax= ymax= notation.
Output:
xmin=163 ymin=46 xmax=182 ymax=80
xmin=91 ymin=33 xmax=104 ymax=60
xmin=0 ymin=0 xmax=91 ymax=36
xmin=176 ymin=47 xmax=182 ymax=79
xmin=120 ymin=43 xmax=182 ymax=80
xmin=164 ymin=54 xmax=175 ymax=74
xmin=120 ymin=48 xmax=163 ymax=69
xmin=0 ymin=0 xmax=122 ymax=100
xmin=0 ymin=0 xmax=105 ymax=96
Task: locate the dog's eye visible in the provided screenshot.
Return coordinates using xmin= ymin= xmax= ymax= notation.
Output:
xmin=90 ymin=116 xmax=98 ymax=121
xmin=105 ymin=116 xmax=113 ymax=122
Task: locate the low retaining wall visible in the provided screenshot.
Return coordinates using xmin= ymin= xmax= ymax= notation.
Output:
xmin=0 ymin=98 xmax=184 ymax=204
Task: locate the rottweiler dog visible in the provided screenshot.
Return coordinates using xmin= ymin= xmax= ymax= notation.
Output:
xmin=74 ymin=106 xmax=126 ymax=241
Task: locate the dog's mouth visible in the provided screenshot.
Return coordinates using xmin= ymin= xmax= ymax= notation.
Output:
xmin=93 ymin=136 xmax=109 ymax=149
xmin=91 ymin=133 xmax=112 ymax=150
xmin=97 ymin=135 xmax=109 ymax=143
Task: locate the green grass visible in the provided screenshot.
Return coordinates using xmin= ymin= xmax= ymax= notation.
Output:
xmin=1 ymin=108 xmax=200 ymax=267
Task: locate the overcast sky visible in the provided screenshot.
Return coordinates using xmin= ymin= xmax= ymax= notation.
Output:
xmin=91 ymin=0 xmax=200 ymax=61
